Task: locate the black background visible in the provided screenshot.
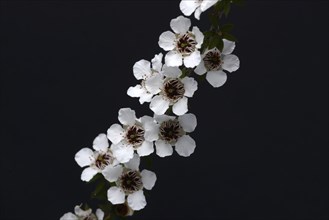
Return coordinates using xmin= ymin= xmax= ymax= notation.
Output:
xmin=1 ymin=1 xmax=328 ymax=219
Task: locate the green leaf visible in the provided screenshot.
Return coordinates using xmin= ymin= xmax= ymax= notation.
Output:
xmin=222 ymin=33 xmax=238 ymax=42
xmin=88 ymin=173 xmax=102 ymax=184
xmin=83 ymin=203 xmax=90 ymax=210
xmin=224 ymin=3 xmax=231 ymax=17
xmin=91 ymin=179 xmax=108 ymax=201
xmin=232 ymin=0 xmax=245 ymax=6
xmin=221 ymin=23 xmax=234 ymax=33
xmin=208 ymin=35 xmax=220 ymax=49
xmin=208 ymin=13 xmax=219 ymax=28
xmin=208 ymin=35 xmax=224 ymax=51
xmin=217 ymin=38 xmax=224 ymax=51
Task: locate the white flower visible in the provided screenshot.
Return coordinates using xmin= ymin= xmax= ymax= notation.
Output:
xmin=102 ymin=154 xmax=157 ymax=211
xmin=194 ymin=39 xmax=240 ymax=87
xmin=158 ymin=16 xmax=204 ymax=68
xmin=127 ymin=53 xmax=164 ymax=104
xmin=74 ymin=134 xmax=118 ymax=182
xmin=154 ymin=113 xmax=197 ymax=157
xmin=107 ymin=108 xmax=159 ymax=163
xmin=149 ymin=65 xmax=198 ymax=116
xmin=180 ymin=0 xmax=219 ymax=20
xmin=60 ymin=205 xmax=104 ymax=220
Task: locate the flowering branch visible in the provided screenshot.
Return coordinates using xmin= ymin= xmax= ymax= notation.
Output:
xmin=60 ymin=0 xmax=243 ymax=219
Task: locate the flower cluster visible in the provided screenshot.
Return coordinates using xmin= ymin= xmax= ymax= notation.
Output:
xmin=61 ymin=0 xmax=241 ymax=219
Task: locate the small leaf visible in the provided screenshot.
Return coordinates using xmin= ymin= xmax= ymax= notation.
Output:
xmin=88 ymin=173 xmax=102 ymax=184
xmin=208 ymin=35 xmax=220 ymax=49
xmin=221 ymin=23 xmax=234 ymax=33
xmin=217 ymin=38 xmax=224 ymax=51
xmin=208 ymin=35 xmax=224 ymax=51
xmin=208 ymin=13 xmax=219 ymax=27
xmin=222 ymin=33 xmax=238 ymax=42
xmin=232 ymin=0 xmax=245 ymax=6
xmin=224 ymin=4 xmax=231 ymax=17
xmin=91 ymin=180 xmax=108 ymax=201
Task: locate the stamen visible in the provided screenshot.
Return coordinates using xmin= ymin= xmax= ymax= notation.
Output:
xmin=125 ymin=125 xmax=145 ymax=147
xmin=163 ymin=79 xmax=185 ymax=102
xmin=203 ymin=49 xmax=222 ymax=71
xmin=118 ymin=170 xmax=143 ymax=194
xmin=159 ymin=119 xmax=184 ymax=144
xmin=177 ymin=33 xmax=197 ymax=55
xmin=95 ymin=152 xmax=113 ymax=170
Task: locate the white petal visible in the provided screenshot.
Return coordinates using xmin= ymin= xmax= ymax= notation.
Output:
xmin=194 ymin=60 xmax=207 ymax=75
xmin=75 ymin=148 xmax=95 ymax=167
xmin=145 ymin=73 xmax=162 ymax=94
xmin=141 ymin=169 xmax=157 ymax=190
xmin=139 ymin=93 xmax=153 ymax=104
xmin=222 ymin=54 xmax=240 ymax=72
xmin=165 ymin=51 xmax=183 ymax=67
xmin=127 ymin=190 xmax=146 ymax=211
xmin=102 ymin=164 xmax=123 ymax=182
xmin=162 ymin=65 xmax=182 ymax=78
xmin=183 ymin=51 xmax=201 ymax=68
xmin=74 ymin=206 xmax=92 ymax=217
xmin=150 ymin=95 xmax=170 ymax=115
xmin=170 ymin=15 xmax=191 ymax=34
xmin=92 ymin=133 xmax=109 ymax=153
xmin=107 ymin=186 xmax=125 ymax=205
xmin=143 ymin=121 xmax=159 ymax=142
xmin=81 ymin=167 xmax=99 ymax=182
xmin=133 ymin=60 xmax=152 ymax=80
xmin=222 ymin=39 xmax=236 ymax=55
xmin=201 ymin=0 xmax=218 ymax=12
xmin=124 ymin=153 xmax=140 ymax=170
xmin=139 ymin=115 xmax=154 ymax=124
xmin=178 ymin=113 xmax=197 ymax=132
xmin=181 ymin=77 xmax=198 ymax=97
xmin=151 ymin=53 xmax=163 ymax=73
xmin=206 ymin=70 xmax=227 ymax=87
xmin=175 ymin=135 xmax=196 ymax=157
xmin=192 ymin=26 xmax=204 ymax=48
xmin=96 ymin=209 xmax=104 ymax=220
xmin=158 ymin=31 xmax=176 ymax=51
xmin=60 ymin=213 xmax=78 ymax=220
xmin=179 ymin=0 xmax=200 ymax=16
xmin=137 ymin=141 xmax=154 ymax=157
xmin=107 ymin=124 xmax=124 ymax=144
xmin=194 ymin=7 xmax=202 ymax=20
xmin=127 ymin=85 xmax=145 ymax=98
xmin=112 ymin=142 xmax=134 ymax=163
xmin=155 ymin=140 xmax=173 ymax=157
xmin=154 ymin=114 xmax=176 ymax=124
xmin=118 ymin=108 xmax=136 ymax=126
xmin=172 ymin=97 xmax=188 ymax=116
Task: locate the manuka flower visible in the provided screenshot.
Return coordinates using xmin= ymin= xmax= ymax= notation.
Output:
xmin=154 ymin=113 xmax=197 ymax=157
xmin=102 ymin=154 xmax=157 ymax=211
xmin=158 ymin=16 xmax=204 ymax=68
xmin=150 ymin=65 xmax=198 ymax=116
xmin=194 ymin=39 xmax=240 ymax=87
xmin=74 ymin=134 xmax=118 ymax=182
xmin=60 ymin=205 xmax=104 ymax=220
xmin=107 ymin=108 xmax=158 ymax=163
xmin=127 ymin=53 xmax=164 ymax=104
xmin=180 ymin=0 xmax=219 ymax=20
